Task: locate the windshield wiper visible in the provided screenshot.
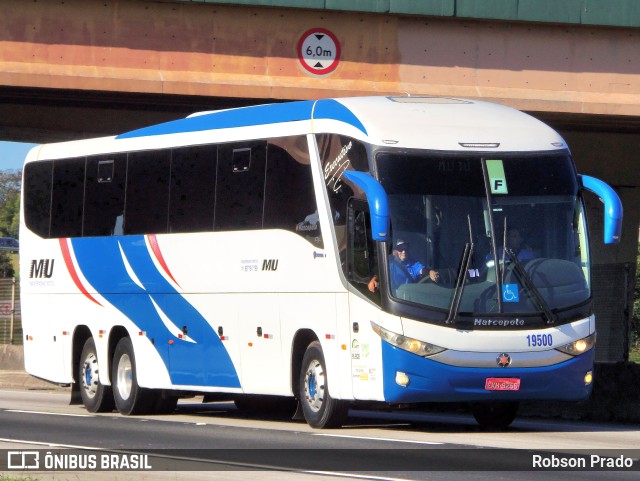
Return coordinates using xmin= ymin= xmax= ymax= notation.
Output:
xmin=446 ymin=216 xmax=474 ymax=324
xmin=505 ymin=248 xmax=556 ymax=324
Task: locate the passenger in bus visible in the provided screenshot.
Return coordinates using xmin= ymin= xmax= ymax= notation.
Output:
xmin=486 ymin=227 xmax=534 ymax=264
xmin=368 ymin=239 xmax=439 ymax=293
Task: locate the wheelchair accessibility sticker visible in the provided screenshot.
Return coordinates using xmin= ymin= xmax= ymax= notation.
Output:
xmin=502 ymin=284 xmax=519 ymax=302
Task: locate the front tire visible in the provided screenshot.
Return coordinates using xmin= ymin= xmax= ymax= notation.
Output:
xmin=111 ymin=337 xmax=154 ymax=415
xmin=299 ymin=341 xmax=348 ymax=428
xmin=79 ymin=337 xmax=114 ymax=413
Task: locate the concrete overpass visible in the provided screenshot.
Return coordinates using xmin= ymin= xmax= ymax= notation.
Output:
xmin=1 ymin=0 xmax=638 ymax=361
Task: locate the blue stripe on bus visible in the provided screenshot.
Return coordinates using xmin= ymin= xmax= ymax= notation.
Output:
xmin=70 ymin=236 xmax=240 ymax=388
xmin=380 ymin=341 xmax=593 ymax=403
xmin=313 ymin=99 xmax=367 ymax=135
xmin=116 ymin=99 xmax=367 ymax=139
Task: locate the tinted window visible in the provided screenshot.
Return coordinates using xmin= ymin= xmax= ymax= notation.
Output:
xmin=169 ymin=145 xmax=217 ymax=233
xmin=125 ymin=150 xmax=171 ymax=235
xmin=23 ymin=161 xmax=53 ymax=237
xmin=347 ymin=201 xmax=380 ymax=305
xmin=317 ymin=134 xmax=369 ymax=257
xmin=264 ymin=136 xmax=322 ymax=247
xmin=214 ymin=141 xmax=267 ymax=231
xmin=83 ymin=154 xmax=127 ymax=236
xmin=25 ymin=139 xmax=319 ymax=240
xmin=50 ymin=158 xmax=85 ymax=238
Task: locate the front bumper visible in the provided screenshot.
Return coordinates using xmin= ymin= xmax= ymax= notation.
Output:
xmin=381 ymin=341 xmax=594 ymax=403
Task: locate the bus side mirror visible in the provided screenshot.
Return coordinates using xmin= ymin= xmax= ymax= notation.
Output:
xmin=579 ymin=175 xmax=623 ymax=244
xmin=343 ymin=171 xmax=389 ymax=241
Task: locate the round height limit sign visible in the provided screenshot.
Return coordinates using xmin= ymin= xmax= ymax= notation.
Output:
xmin=298 ymin=28 xmax=341 ymax=75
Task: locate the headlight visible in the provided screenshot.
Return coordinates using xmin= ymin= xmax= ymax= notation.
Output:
xmin=556 ymin=333 xmax=596 ymax=356
xmin=371 ymin=322 xmax=445 ymax=357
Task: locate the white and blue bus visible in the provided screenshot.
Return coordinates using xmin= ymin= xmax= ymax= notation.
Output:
xmin=19 ymin=96 xmax=622 ymax=428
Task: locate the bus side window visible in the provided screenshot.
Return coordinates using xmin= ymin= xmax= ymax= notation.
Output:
xmin=23 ymin=160 xmax=53 ymax=238
xmin=317 ymin=133 xmax=369 ymax=262
xmin=169 ymin=145 xmax=217 ymax=233
xmin=215 ymin=141 xmax=267 ymax=231
xmin=50 ymin=158 xmax=86 ymax=238
xmin=347 ymin=200 xmax=380 ymax=305
xmin=84 ymin=154 xmax=127 ymax=237
xmin=264 ymin=136 xmax=323 ymax=248
xmin=125 ymin=150 xmax=171 ymax=235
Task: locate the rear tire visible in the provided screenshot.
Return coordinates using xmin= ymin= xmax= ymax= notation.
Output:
xmin=111 ymin=337 xmax=154 ymax=415
xmin=299 ymin=341 xmax=348 ymax=428
xmin=79 ymin=337 xmax=114 ymax=413
xmin=471 ymin=401 xmax=519 ymax=429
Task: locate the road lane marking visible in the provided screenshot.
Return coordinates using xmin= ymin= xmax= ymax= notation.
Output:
xmin=305 ymin=472 xmax=415 ymax=481
xmin=5 ymin=409 xmax=93 ymax=417
xmin=313 ymin=433 xmax=444 ymax=445
xmin=0 ymin=437 xmax=102 ymax=450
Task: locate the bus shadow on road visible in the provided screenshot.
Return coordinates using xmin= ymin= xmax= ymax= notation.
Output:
xmin=172 ymin=398 xmax=640 ymax=436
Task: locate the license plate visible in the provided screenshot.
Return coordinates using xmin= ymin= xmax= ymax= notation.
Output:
xmin=485 ymin=378 xmax=521 ymax=391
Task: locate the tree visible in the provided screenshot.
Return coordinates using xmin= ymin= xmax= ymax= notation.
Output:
xmin=0 ymin=170 xmax=21 ymax=206
xmin=0 ymin=190 xmax=19 ymax=239
xmin=0 ymin=253 xmax=14 ymax=277
xmin=0 ymin=169 xmax=21 ymax=278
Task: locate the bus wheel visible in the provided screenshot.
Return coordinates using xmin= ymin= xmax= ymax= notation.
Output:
xmin=471 ymin=401 xmax=519 ymax=430
xmin=79 ymin=337 xmax=114 ymax=413
xmin=299 ymin=341 xmax=348 ymax=429
xmin=111 ymin=337 xmax=153 ymax=415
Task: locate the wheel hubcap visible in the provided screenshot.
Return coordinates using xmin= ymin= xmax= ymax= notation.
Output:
xmin=116 ymin=353 xmax=133 ymax=401
xmin=304 ymin=359 xmax=325 ymax=413
xmin=81 ymin=353 xmax=99 ymax=399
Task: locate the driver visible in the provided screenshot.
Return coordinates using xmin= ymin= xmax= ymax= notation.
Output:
xmin=368 ymin=239 xmax=439 ymax=293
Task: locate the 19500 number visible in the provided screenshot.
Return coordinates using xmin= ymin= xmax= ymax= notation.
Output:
xmin=526 ymin=334 xmax=553 ymax=347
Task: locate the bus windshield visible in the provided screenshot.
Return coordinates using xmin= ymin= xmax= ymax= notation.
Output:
xmin=376 ymin=151 xmax=590 ymax=321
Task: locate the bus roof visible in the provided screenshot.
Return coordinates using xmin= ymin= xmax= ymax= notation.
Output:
xmin=335 ymin=96 xmax=567 ymax=151
xmin=118 ymin=96 xmax=567 ymax=152
xmin=30 ymin=96 xmax=567 ymax=161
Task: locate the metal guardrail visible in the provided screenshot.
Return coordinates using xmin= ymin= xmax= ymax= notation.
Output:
xmin=0 ymin=278 xmax=21 ymax=345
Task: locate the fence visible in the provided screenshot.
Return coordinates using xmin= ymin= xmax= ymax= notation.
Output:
xmin=0 ymin=278 xmax=21 ymax=345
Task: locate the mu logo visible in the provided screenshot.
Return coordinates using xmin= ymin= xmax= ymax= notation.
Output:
xmin=29 ymin=259 xmax=55 ymax=278
xmin=261 ymin=259 xmax=279 ymax=271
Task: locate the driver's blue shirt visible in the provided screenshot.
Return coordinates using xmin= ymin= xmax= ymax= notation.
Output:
xmin=389 ymin=257 xmax=425 ymax=292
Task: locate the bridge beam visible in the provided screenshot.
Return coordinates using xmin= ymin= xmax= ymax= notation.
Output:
xmin=0 ymin=0 xmax=638 ymax=116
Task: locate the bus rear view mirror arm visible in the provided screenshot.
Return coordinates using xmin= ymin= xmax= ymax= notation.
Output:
xmin=343 ymin=171 xmax=389 ymax=242
xmin=579 ymin=174 xmax=623 ymax=244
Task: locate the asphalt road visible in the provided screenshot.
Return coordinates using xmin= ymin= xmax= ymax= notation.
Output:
xmin=0 ymin=390 xmax=639 ymax=481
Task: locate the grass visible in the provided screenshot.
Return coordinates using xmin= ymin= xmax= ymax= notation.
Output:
xmin=12 ymin=254 xmax=18 ymax=273
xmin=10 ymin=252 xmax=18 ymax=279
xmin=630 ymin=349 xmax=640 ymax=364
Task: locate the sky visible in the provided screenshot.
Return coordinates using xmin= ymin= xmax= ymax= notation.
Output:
xmin=0 ymin=141 xmax=39 ymax=171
